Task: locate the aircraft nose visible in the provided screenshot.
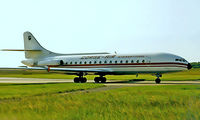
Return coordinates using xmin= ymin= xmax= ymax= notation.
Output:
xmin=187 ymin=63 xmax=192 ymax=70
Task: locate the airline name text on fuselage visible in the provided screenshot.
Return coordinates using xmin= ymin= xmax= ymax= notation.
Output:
xmin=80 ymin=55 xmax=146 ymax=59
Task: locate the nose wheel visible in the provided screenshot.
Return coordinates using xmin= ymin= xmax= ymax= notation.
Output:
xmin=155 ymin=74 xmax=162 ymax=84
xmin=155 ymin=78 xmax=161 ymax=84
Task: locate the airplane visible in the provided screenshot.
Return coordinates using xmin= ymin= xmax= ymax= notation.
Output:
xmin=1 ymin=31 xmax=192 ymax=84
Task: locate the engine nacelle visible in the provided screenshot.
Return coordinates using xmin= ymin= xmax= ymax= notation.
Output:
xmin=38 ymin=60 xmax=64 ymax=66
xmin=21 ymin=59 xmax=35 ymax=66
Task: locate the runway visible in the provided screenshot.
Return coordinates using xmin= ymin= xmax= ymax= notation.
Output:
xmin=0 ymin=77 xmax=199 ymax=86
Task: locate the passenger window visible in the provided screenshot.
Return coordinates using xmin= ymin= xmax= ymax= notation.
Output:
xmin=80 ymin=61 xmax=82 ymax=64
xmin=99 ymin=61 xmax=102 ymax=64
xmin=66 ymin=62 xmax=68 ymax=65
xmin=75 ymin=62 xmax=77 ymax=64
xmin=110 ymin=61 xmax=112 ymax=64
xmin=84 ymin=61 xmax=87 ymax=64
xmin=94 ymin=61 xmax=97 ymax=64
xmin=120 ymin=60 xmax=123 ymax=63
xmin=126 ymin=60 xmax=128 ymax=63
xmin=70 ymin=62 xmax=73 ymax=64
xmin=104 ymin=61 xmax=107 ymax=64
xmin=142 ymin=60 xmax=145 ymax=63
xmin=137 ymin=60 xmax=139 ymax=63
xmin=131 ymin=60 xmax=134 ymax=63
xmin=115 ymin=61 xmax=117 ymax=64
xmin=89 ymin=61 xmax=92 ymax=64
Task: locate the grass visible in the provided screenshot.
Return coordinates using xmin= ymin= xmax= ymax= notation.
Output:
xmin=0 ymin=85 xmax=199 ymax=120
xmin=0 ymin=68 xmax=200 ymax=81
xmin=0 ymin=68 xmax=199 ymax=119
xmin=0 ymin=83 xmax=103 ymax=99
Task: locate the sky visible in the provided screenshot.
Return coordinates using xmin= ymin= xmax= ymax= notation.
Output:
xmin=0 ymin=0 xmax=199 ymax=67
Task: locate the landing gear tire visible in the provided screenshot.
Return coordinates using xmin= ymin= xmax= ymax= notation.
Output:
xmin=74 ymin=77 xmax=80 ymax=83
xmin=94 ymin=77 xmax=107 ymax=83
xmin=155 ymin=78 xmax=161 ymax=84
xmin=101 ymin=77 xmax=106 ymax=83
xmin=74 ymin=77 xmax=87 ymax=83
xmin=94 ymin=77 xmax=100 ymax=83
xmin=80 ymin=77 xmax=87 ymax=83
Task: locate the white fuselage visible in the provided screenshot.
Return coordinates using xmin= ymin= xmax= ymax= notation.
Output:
xmin=24 ymin=53 xmax=189 ymax=75
xmin=4 ymin=31 xmax=192 ymax=83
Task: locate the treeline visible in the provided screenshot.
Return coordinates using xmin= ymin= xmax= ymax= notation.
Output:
xmin=191 ymin=62 xmax=200 ymax=68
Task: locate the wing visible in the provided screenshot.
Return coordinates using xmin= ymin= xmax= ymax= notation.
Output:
xmin=0 ymin=67 xmax=113 ymax=74
xmin=49 ymin=67 xmax=112 ymax=73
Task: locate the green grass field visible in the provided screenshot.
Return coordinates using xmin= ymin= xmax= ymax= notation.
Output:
xmin=0 ymin=83 xmax=103 ymax=99
xmin=0 ymin=84 xmax=199 ymax=120
xmin=0 ymin=68 xmax=199 ymax=119
xmin=0 ymin=68 xmax=199 ymax=81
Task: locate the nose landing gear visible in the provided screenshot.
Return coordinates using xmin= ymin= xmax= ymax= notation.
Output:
xmin=155 ymin=78 xmax=161 ymax=84
xmin=155 ymin=74 xmax=162 ymax=84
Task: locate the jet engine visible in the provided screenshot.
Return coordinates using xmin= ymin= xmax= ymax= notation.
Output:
xmin=21 ymin=59 xmax=35 ymax=66
xmin=38 ymin=60 xmax=64 ymax=66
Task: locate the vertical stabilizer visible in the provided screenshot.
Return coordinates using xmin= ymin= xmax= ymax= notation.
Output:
xmin=23 ymin=31 xmax=55 ymax=59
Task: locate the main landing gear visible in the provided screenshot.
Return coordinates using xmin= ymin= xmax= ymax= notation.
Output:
xmin=73 ymin=72 xmax=107 ymax=83
xmin=73 ymin=72 xmax=87 ymax=83
xmin=94 ymin=75 xmax=107 ymax=83
xmin=74 ymin=77 xmax=87 ymax=83
xmin=155 ymin=74 xmax=162 ymax=84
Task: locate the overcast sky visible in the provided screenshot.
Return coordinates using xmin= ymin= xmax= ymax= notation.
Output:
xmin=0 ymin=0 xmax=199 ymax=67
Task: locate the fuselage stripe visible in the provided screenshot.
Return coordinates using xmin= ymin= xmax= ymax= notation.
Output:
xmin=48 ymin=62 xmax=188 ymax=68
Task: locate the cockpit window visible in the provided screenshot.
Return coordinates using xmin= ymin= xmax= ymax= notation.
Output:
xmin=175 ymin=59 xmax=186 ymax=62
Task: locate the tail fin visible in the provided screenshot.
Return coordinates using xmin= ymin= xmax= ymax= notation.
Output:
xmin=23 ymin=31 xmax=55 ymax=59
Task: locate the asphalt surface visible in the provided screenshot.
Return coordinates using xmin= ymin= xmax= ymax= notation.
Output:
xmin=0 ymin=77 xmax=199 ymax=86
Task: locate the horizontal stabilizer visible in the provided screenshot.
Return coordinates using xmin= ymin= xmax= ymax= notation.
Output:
xmin=1 ymin=49 xmax=42 ymax=52
xmin=1 ymin=49 xmax=109 ymax=55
